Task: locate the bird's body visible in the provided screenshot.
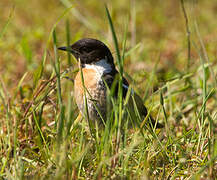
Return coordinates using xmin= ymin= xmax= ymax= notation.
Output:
xmin=58 ymin=38 xmax=163 ymax=128
xmin=74 ymin=59 xmax=111 ymax=121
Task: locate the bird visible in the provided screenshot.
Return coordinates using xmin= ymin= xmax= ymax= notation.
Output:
xmin=58 ymin=38 xmax=163 ymax=128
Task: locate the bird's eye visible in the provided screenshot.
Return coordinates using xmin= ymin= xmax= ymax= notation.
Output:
xmin=80 ymin=46 xmax=91 ymax=53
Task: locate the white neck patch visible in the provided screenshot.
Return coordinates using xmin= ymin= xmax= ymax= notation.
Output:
xmin=84 ymin=59 xmax=112 ymax=76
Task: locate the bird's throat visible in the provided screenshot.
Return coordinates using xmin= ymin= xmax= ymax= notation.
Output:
xmin=84 ymin=59 xmax=113 ymax=76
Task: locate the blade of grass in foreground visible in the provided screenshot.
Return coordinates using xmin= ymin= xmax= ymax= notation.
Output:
xmin=104 ymin=6 xmax=131 ymax=173
xmin=105 ymin=5 xmax=124 ymax=158
xmin=52 ymin=29 xmax=65 ymax=141
xmin=105 ymin=5 xmax=121 ymax=73
xmin=32 ymin=110 xmax=50 ymax=158
xmin=105 ymin=6 xmax=124 ymax=133
xmin=78 ymin=58 xmax=94 ymax=138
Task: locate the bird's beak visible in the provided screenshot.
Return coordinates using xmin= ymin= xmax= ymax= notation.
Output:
xmin=58 ymin=46 xmax=67 ymax=51
xmin=58 ymin=46 xmax=79 ymax=61
xmin=58 ymin=46 xmax=72 ymax=52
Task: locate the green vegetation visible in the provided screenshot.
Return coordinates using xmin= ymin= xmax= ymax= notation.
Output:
xmin=0 ymin=0 xmax=216 ymax=179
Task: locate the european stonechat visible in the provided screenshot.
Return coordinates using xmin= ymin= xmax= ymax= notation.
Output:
xmin=58 ymin=38 xmax=163 ymax=128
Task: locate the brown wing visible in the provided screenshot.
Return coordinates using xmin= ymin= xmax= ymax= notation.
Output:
xmin=102 ymin=71 xmax=163 ymax=128
xmin=127 ymin=92 xmax=163 ymax=128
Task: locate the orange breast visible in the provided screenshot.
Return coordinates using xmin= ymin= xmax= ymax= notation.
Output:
xmin=74 ymin=68 xmax=98 ymax=93
xmin=74 ymin=68 xmax=98 ymax=108
xmin=74 ymin=68 xmax=107 ymax=121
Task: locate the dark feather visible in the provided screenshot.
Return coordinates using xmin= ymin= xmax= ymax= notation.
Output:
xmin=102 ymin=71 xmax=163 ymax=128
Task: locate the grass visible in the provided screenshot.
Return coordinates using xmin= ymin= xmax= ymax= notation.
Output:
xmin=0 ymin=0 xmax=217 ymax=179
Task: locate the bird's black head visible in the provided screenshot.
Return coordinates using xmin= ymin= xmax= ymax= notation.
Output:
xmin=58 ymin=38 xmax=114 ymax=66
